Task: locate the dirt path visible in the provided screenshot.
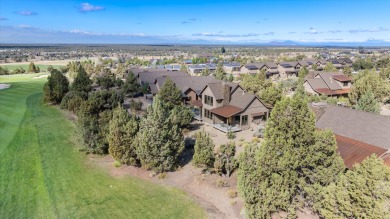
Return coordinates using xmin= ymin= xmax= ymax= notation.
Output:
xmin=88 ymin=155 xmax=244 ymax=219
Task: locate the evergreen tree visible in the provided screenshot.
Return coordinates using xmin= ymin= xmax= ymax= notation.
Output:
xmin=355 ymin=90 xmax=381 ymax=114
xmin=318 ymin=155 xmax=390 ymax=218
xmin=169 ymin=104 xmax=193 ymax=128
xmin=135 ymin=96 xmax=184 ymax=172
xmin=311 ymin=63 xmax=318 ymax=71
xmin=214 ymin=141 xmax=237 ymax=177
xmin=122 ymin=72 xmax=141 ymax=97
xmin=60 ymin=91 xmax=87 ymax=113
xmin=43 ymin=70 xmax=69 ymax=104
xmin=324 ymin=62 xmax=337 ymax=72
xmin=28 ymin=62 xmax=39 ymax=73
xmin=221 ymin=47 xmax=226 ymax=54
xmin=349 ymin=69 xmax=390 ymax=105
xmin=193 ymin=130 xmax=215 ymax=169
xmin=298 ymin=66 xmax=309 ymax=78
xmin=108 ymin=106 xmax=139 ymax=165
xmin=71 ymin=65 xmax=92 ymax=93
xmin=258 ymin=84 xmax=282 ymax=106
xmin=201 ymin=67 xmax=210 ymax=76
xmin=238 ymin=93 xmax=344 ymax=218
xmin=342 ymin=66 xmax=352 ymax=77
xmin=214 ymin=62 xmax=225 ymax=80
xmin=227 ymin=73 xmax=234 ymax=82
xmin=156 ymin=78 xmax=182 ymax=110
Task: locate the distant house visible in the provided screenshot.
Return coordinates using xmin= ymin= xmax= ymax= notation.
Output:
xmin=278 ymin=61 xmax=301 ymax=78
xmin=315 ymin=59 xmax=328 ymax=71
xmin=223 ymin=62 xmax=241 ymax=74
xmin=298 ymin=59 xmax=316 ymax=69
xmin=128 ymin=68 xmax=188 ymax=86
xmin=339 ymin=58 xmax=353 ymax=67
xmin=199 ymin=82 xmax=271 ymax=132
xmin=165 ymin=65 xmax=181 ymax=71
xmin=188 ymin=64 xmax=216 ymax=75
xmin=240 ymin=62 xmax=280 ymax=78
xmin=304 ymin=71 xmax=352 ymax=97
xmin=311 ymin=103 xmax=390 ymax=168
xmin=328 ymin=59 xmax=344 ymax=69
xmin=240 ymin=63 xmax=264 ymax=74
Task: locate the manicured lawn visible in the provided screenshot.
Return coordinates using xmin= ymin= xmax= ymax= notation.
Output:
xmin=0 ymin=64 xmax=65 ymax=72
xmin=0 ymin=74 xmax=205 ymax=219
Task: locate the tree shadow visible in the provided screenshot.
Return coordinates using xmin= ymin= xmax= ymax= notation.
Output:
xmin=178 ymin=136 xmax=195 ymax=167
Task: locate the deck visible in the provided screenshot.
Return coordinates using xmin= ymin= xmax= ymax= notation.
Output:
xmin=212 ymin=123 xmax=241 ymax=133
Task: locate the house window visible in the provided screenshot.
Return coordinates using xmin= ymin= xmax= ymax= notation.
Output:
xmin=204 ymin=109 xmax=212 ymax=119
xmin=343 ymin=82 xmax=348 ymax=86
xmin=204 ymin=95 xmax=213 ymax=106
xmin=242 ymin=115 xmax=248 ymax=125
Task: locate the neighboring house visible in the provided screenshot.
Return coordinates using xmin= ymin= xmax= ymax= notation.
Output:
xmin=200 ymin=82 xmax=271 ymax=132
xmin=188 ymin=64 xmax=217 ymax=75
xmin=128 ymin=68 xmax=188 ymax=86
xmin=311 ymin=103 xmax=390 ymax=168
xmin=262 ymin=62 xmax=280 ymax=79
xmin=223 ymin=62 xmax=241 ymax=73
xmin=298 ymin=59 xmax=316 ymax=69
xmin=328 ymin=59 xmax=344 ymax=69
xmin=240 ymin=63 xmax=264 ymax=74
xmin=315 ymin=59 xmax=328 ymax=71
xmin=339 ymin=58 xmax=353 ymax=67
xmin=304 ymin=71 xmax=352 ymax=97
xmin=165 ymin=65 xmax=181 ymax=71
xmin=278 ymin=61 xmax=301 ymax=78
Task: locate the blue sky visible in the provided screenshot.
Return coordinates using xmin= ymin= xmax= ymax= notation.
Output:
xmin=0 ymin=0 xmax=390 ymax=44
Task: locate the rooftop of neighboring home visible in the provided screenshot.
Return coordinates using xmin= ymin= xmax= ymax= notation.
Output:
xmin=278 ymin=61 xmax=299 ymax=68
xmin=311 ymin=103 xmax=390 ymax=168
xmin=153 ymin=75 xmax=220 ymax=95
xmin=298 ymin=59 xmax=316 ymax=67
xmin=128 ymin=68 xmax=188 ymax=84
xmin=188 ymin=63 xmax=217 ymax=70
xmin=223 ymin=62 xmax=241 ymax=67
xmin=305 ymin=71 xmax=352 ymax=95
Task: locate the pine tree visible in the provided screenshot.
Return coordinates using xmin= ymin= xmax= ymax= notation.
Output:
xmin=214 ymin=141 xmax=237 ymax=177
xmin=318 ymin=155 xmax=390 ymax=218
xmin=355 ymin=90 xmax=381 ymax=114
xmin=122 ymin=72 xmax=141 ymax=97
xmin=108 ymin=106 xmax=139 ymax=165
xmin=258 ymin=84 xmax=282 ymax=106
xmin=28 ymin=62 xmax=39 ymax=73
xmin=169 ymin=104 xmax=193 ymax=128
xmin=342 ymin=66 xmax=352 ymax=77
xmin=71 ymin=65 xmax=92 ymax=93
xmin=298 ymin=66 xmax=309 ymax=78
xmin=43 ymin=70 xmax=69 ymax=104
xmin=214 ymin=62 xmax=225 ymax=80
xmin=238 ymin=93 xmax=344 ymax=218
xmin=324 ymin=62 xmax=337 ymax=71
xmin=156 ymin=78 xmax=182 ymax=110
xmin=221 ymin=47 xmax=226 ymax=54
xmin=135 ymin=96 xmax=184 ymax=172
xmin=193 ymin=130 xmax=215 ymax=169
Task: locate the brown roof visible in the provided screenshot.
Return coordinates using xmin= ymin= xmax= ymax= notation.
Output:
xmin=187 ymin=99 xmax=203 ymax=107
xmin=210 ymin=105 xmax=243 ymax=117
xmin=332 ymin=75 xmax=353 ymax=82
xmin=315 ymin=88 xmax=350 ymax=95
xmin=335 ymin=134 xmax=387 ymax=169
xmin=313 ymin=103 xmax=390 ymax=150
xmin=315 ymin=72 xmax=343 ymax=90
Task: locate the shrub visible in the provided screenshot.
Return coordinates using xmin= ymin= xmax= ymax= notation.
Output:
xmin=227 ymin=189 xmax=238 ymax=199
xmin=215 ymin=178 xmax=229 ymax=188
xmin=113 ymin=160 xmax=121 ymax=168
xmin=226 ymin=130 xmax=236 ymax=139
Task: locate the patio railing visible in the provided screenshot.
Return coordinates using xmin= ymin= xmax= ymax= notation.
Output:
xmin=212 ymin=123 xmax=241 ymax=133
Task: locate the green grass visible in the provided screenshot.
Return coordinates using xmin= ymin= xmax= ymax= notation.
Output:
xmin=0 ymin=64 xmax=65 ymax=72
xmin=0 ymin=74 xmax=205 ymax=219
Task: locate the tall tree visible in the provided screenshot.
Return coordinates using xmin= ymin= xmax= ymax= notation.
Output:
xmin=156 ymin=78 xmax=182 ymax=110
xmin=355 ymin=90 xmax=381 ymax=114
xmin=43 ymin=70 xmax=69 ymax=104
xmin=28 ymin=62 xmax=40 ymax=73
xmin=214 ymin=62 xmax=225 ymax=80
xmin=193 ymin=130 xmax=215 ymax=169
xmin=135 ymin=96 xmax=184 ymax=172
xmin=349 ymin=69 xmax=390 ymax=105
xmin=259 ymin=83 xmax=282 ymax=106
xmin=238 ymin=93 xmax=344 ymax=218
xmin=122 ymin=72 xmax=141 ymax=97
xmin=221 ymin=47 xmax=226 ymax=54
xmin=318 ymin=155 xmax=390 ymax=218
xmin=71 ymin=65 xmax=92 ymax=93
xmin=108 ymin=106 xmax=139 ymax=165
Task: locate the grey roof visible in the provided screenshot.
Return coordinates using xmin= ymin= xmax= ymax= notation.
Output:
xmin=230 ymin=90 xmax=257 ymax=109
xmin=313 ymin=104 xmax=390 ymax=150
xmin=135 ymin=70 xmax=188 ymax=84
xmin=265 ymin=62 xmax=278 ymax=69
xmin=315 ymin=72 xmax=343 ymax=90
xmin=279 ymin=61 xmax=299 ymax=68
xmin=306 ymin=78 xmax=328 ymax=90
xmin=155 ymin=76 xmax=220 ymax=94
xmin=243 ymin=63 xmax=265 ymax=70
xmin=206 ymin=82 xmax=239 ymax=100
xmin=149 ymin=83 xmax=158 ymax=94
xmin=223 ymin=62 xmax=241 ymax=67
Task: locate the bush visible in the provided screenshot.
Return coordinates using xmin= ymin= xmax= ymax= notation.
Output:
xmin=60 ymin=91 xmax=87 ymax=113
xmin=113 ymin=160 xmax=121 ymax=168
xmin=130 ymin=99 xmax=143 ymax=111
xmin=226 ymin=130 xmax=236 ymax=139
xmin=215 ymin=178 xmax=230 ymax=188
xmin=227 ymin=189 xmax=238 ymax=198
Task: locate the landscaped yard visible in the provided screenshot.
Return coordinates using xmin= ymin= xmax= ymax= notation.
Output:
xmin=0 ymin=74 xmax=205 ymax=219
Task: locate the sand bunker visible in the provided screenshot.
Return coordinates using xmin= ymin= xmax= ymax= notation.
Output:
xmin=0 ymin=84 xmax=11 ymax=90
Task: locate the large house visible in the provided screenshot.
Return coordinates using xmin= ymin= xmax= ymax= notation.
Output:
xmin=128 ymin=68 xmax=188 ymax=85
xmin=311 ymin=103 xmax=390 ymax=168
xmin=199 ymin=82 xmax=272 ymax=132
xmin=278 ymin=61 xmax=301 ymax=78
xmin=304 ymin=71 xmax=352 ymax=97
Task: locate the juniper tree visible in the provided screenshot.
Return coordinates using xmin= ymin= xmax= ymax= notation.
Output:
xmin=238 ymin=92 xmax=344 ymax=218
xmin=324 ymin=62 xmax=336 ymax=71
xmin=135 ymin=96 xmax=184 ymax=172
xmin=318 ymin=155 xmax=390 ymax=218
xmin=193 ymin=130 xmax=215 ymax=169
xmin=156 ymin=78 xmax=182 ymax=110
xmin=214 ymin=141 xmax=237 ymax=177
xmin=122 ymin=72 xmax=141 ymax=98
xmin=355 ymin=90 xmax=381 ymax=114
xmin=43 ymin=70 xmax=69 ymax=104
xmin=28 ymin=62 xmax=39 ymax=73
xmin=108 ymin=106 xmax=139 ymax=165
xmin=71 ymin=65 xmax=92 ymax=93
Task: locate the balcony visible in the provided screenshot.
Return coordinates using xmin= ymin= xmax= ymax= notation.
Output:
xmin=212 ymin=123 xmax=241 ymax=133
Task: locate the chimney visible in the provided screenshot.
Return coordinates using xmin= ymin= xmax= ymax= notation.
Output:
xmin=222 ymin=82 xmax=231 ymax=106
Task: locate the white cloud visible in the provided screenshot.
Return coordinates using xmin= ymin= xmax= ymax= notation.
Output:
xmin=79 ymin=3 xmax=105 ymax=13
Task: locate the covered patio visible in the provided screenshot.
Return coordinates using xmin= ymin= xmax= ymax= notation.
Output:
xmin=210 ymin=105 xmax=243 ymax=133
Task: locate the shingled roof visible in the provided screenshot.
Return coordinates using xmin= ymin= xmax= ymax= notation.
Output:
xmin=312 ymin=103 xmax=390 ymax=150
xmin=131 ymin=69 xmax=188 ymax=84
xmin=155 ymin=76 xmax=220 ymax=95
